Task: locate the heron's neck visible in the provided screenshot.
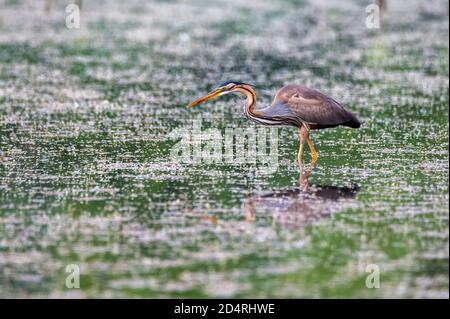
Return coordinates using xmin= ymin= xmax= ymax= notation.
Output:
xmin=235 ymin=85 xmax=285 ymax=127
xmin=235 ymin=85 xmax=259 ymax=117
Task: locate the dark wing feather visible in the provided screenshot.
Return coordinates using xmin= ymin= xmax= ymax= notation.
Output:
xmin=265 ymin=85 xmax=361 ymax=129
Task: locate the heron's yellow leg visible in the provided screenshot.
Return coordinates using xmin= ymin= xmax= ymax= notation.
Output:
xmin=297 ymin=125 xmax=308 ymax=166
xmin=307 ymin=138 xmax=318 ymax=166
xmin=297 ymin=142 xmax=304 ymax=165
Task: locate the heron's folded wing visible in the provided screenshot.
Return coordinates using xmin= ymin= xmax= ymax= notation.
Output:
xmin=271 ymin=85 xmax=360 ymax=128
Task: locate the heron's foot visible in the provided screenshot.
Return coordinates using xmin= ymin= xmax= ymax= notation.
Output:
xmin=300 ymin=177 xmax=309 ymax=192
xmin=309 ymin=161 xmax=317 ymax=169
xmin=299 ymin=164 xmax=312 ymax=191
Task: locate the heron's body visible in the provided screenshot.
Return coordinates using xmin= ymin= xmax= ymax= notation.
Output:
xmin=238 ymin=84 xmax=360 ymax=130
xmin=187 ymin=81 xmax=361 ymax=168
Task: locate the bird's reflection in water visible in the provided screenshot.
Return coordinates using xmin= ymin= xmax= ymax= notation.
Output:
xmin=244 ymin=167 xmax=359 ymax=228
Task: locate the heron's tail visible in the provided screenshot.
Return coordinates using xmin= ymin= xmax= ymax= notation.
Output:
xmin=343 ymin=110 xmax=361 ymax=128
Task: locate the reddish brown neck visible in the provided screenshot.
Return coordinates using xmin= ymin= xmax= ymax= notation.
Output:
xmin=234 ymin=84 xmax=258 ymax=115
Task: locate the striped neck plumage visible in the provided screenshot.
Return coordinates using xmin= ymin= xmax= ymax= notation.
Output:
xmin=234 ymin=85 xmax=289 ymax=127
xmin=234 ymin=85 xmax=259 ymax=119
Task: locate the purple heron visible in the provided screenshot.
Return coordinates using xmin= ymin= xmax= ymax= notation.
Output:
xmin=187 ymin=81 xmax=361 ymax=167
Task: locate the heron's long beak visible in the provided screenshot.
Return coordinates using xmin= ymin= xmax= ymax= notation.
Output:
xmin=187 ymin=89 xmax=223 ymax=108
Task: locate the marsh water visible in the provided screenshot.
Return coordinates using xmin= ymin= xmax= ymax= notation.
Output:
xmin=0 ymin=0 xmax=448 ymax=298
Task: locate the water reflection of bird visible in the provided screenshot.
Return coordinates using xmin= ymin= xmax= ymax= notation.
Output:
xmin=244 ymin=168 xmax=359 ymax=228
xmin=188 ymin=81 xmax=361 ymax=168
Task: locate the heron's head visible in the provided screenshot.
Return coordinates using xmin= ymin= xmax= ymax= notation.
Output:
xmin=187 ymin=81 xmax=254 ymax=108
